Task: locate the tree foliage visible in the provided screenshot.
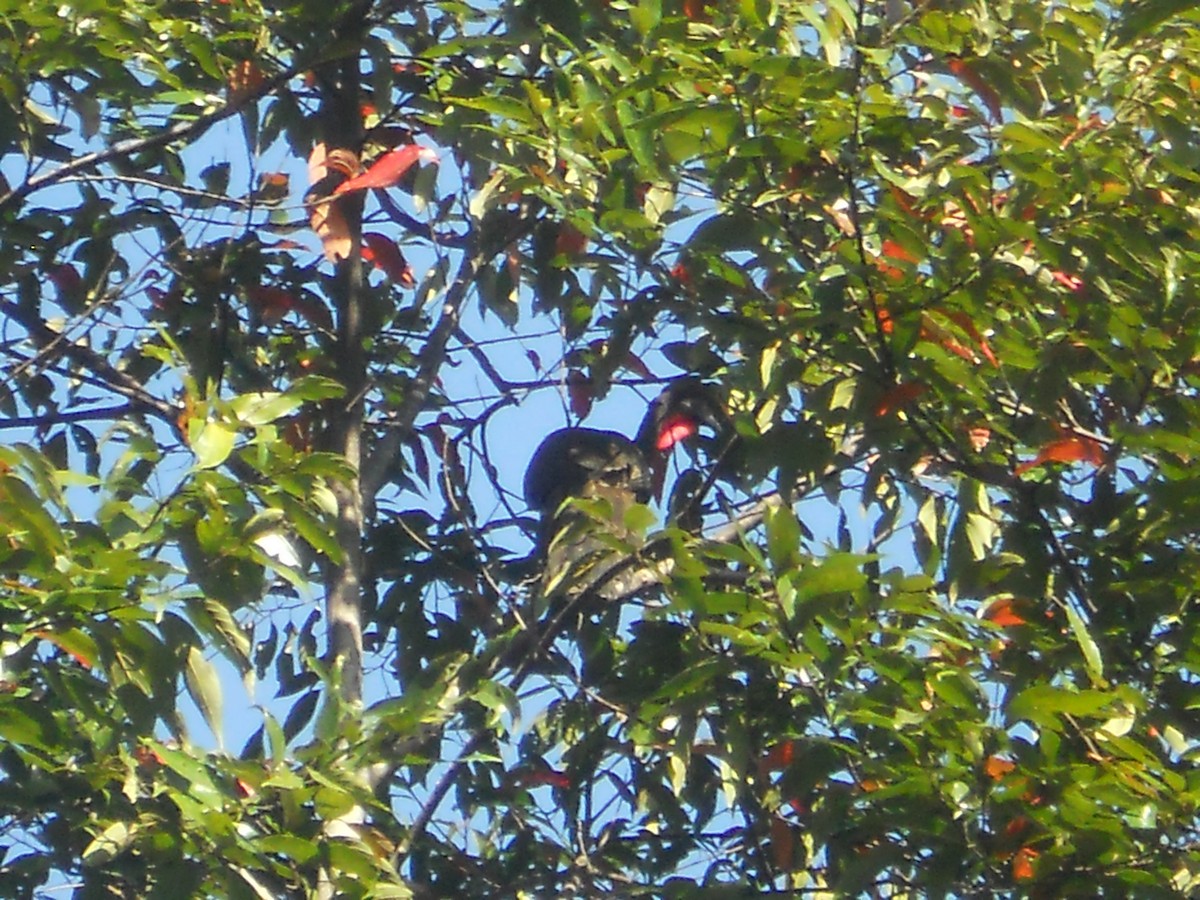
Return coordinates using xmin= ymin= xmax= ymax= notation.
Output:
xmin=3 ymin=0 xmax=1200 ymax=896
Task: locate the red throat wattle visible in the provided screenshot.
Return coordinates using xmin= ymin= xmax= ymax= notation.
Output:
xmin=656 ymin=413 xmax=699 ymax=451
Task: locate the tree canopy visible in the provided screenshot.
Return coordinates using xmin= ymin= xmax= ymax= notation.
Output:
xmin=3 ymin=0 xmax=1200 ymax=896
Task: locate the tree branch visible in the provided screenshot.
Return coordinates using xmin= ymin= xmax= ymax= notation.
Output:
xmin=361 ymin=249 xmax=483 ymax=502
xmin=0 ymin=299 xmax=178 ymax=421
xmin=0 ymin=404 xmax=138 ymax=430
xmin=0 ymin=59 xmax=318 ymax=215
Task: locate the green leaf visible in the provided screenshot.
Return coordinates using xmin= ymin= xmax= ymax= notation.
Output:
xmin=1007 ymin=685 xmax=1114 ymax=728
xmin=82 ymin=821 xmax=134 ymax=868
xmin=184 ymin=646 xmax=224 ymax=747
xmin=229 ymin=391 xmax=303 ymax=427
xmin=191 ymin=421 xmax=237 ymax=469
xmin=1066 ymin=604 xmax=1105 ymax=685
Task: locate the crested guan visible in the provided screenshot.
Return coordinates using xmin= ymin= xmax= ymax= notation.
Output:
xmin=523 ymin=378 xmax=727 ymax=602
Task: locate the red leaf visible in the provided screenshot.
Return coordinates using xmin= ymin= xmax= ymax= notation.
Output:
xmin=567 ymin=370 xmax=593 ymax=419
xmin=984 ymin=755 xmax=1017 ymax=780
xmin=1050 ymin=270 xmax=1084 ymax=292
xmin=946 ymin=56 xmax=1002 ymax=123
xmin=944 ymin=310 xmax=999 ymax=367
xmin=981 ymin=597 xmax=1029 ymax=628
xmin=554 ymin=222 xmax=588 ymax=258
xmin=1015 ymin=435 xmax=1105 ymax=476
xmin=1012 ymin=846 xmax=1039 ymax=882
xmin=526 ymin=349 xmax=542 ymax=372
xmin=880 ymin=238 xmax=921 ymax=264
xmin=761 ymin=740 xmax=800 ymax=773
xmin=333 ymin=145 xmax=437 ymax=195
xmin=292 ymin=296 xmax=333 ymax=330
xmin=514 ymin=768 xmax=572 ymax=790
xmin=875 ymin=381 xmax=927 ymax=417
xmin=48 ymin=264 xmax=83 ymax=297
xmin=361 ymin=232 xmax=415 ymax=285
xmin=247 ymin=286 xmax=297 ymax=325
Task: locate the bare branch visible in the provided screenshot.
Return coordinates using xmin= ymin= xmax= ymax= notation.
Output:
xmin=0 ymin=404 xmax=138 ymax=430
xmin=0 ymin=299 xmax=178 ymax=421
xmin=361 ymin=249 xmax=484 ymax=501
xmin=0 ymin=58 xmax=318 ymax=215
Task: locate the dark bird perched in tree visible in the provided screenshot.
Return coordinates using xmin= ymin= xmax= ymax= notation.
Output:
xmin=523 ymin=378 xmax=729 ymax=603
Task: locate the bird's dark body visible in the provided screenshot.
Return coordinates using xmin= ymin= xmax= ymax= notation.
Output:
xmin=524 ymin=428 xmax=652 ymax=602
xmin=524 ymin=428 xmax=651 ymax=516
xmin=522 ymin=379 xmax=728 ymax=603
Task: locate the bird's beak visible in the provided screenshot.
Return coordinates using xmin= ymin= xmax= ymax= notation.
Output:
xmin=654 ymin=412 xmax=701 ymax=451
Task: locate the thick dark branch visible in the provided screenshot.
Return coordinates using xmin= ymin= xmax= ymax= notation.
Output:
xmin=0 ymin=404 xmax=137 ymax=430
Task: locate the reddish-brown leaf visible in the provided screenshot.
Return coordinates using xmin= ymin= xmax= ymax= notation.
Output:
xmin=361 ymin=232 xmax=416 ymax=285
xmin=875 ymin=381 xmax=927 ymax=417
xmin=946 ymin=56 xmax=1002 ymax=123
xmin=333 ymin=145 xmax=437 ymax=195
xmin=760 ymin=740 xmax=799 ymax=773
xmin=769 ymin=817 xmax=796 ymax=871
xmin=984 ymin=755 xmax=1017 ymax=780
xmin=513 ymin=767 xmax=572 ymax=790
xmin=1050 ymin=270 xmax=1085 ymax=292
xmin=982 ymin=597 xmax=1028 ymax=628
xmin=620 ymin=350 xmax=655 ymax=380
xmin=1003 ymin=815 xmax=1032 ymax=841
xmin=944 ymin=310 xmax=999 ymax=367
xmin=293 ymin=296 xmax=333 ymax=330
xmin=226 ymin=59 xmax=266 ymax=101
xmin=567 ymin=370 xmax=593 ymax=419
xmin=921 ymin=321 xmax=974 ymax=362
xmin=405 ymin=431 xmax=431 ymax=487
xmin=1012 ymin=846 xmax=1039 ymax=882
xmin=247 ymin=286 xmax=297 ymax=325
xmin=282 ymin=414 xmax=314 ymax=453
xmin=1015 ymin=435 xmax=1105 ymax=476
xmin=48 ymin=264 xmax=83 ymax=298
xmin=554 ymin=222 xmax=588 ymax=258
xmin=887 ymin=185 xmax=923 ymax=219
